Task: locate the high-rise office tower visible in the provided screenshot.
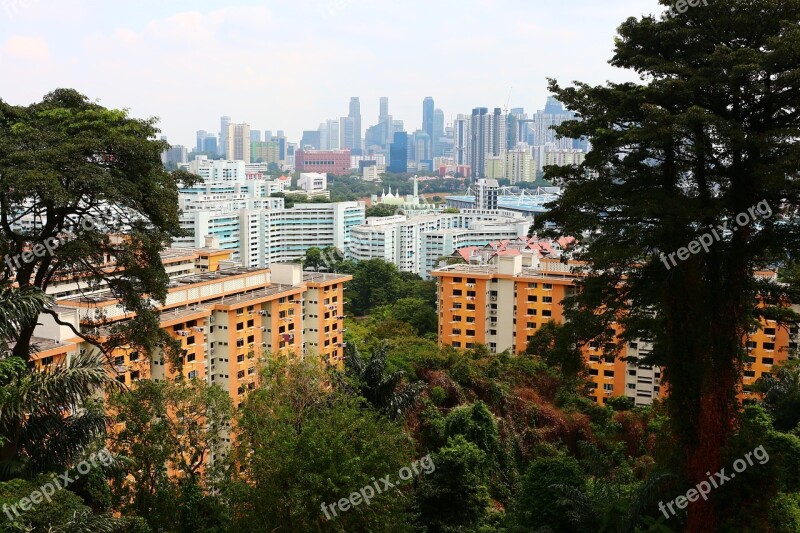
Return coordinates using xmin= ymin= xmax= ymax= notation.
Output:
xmin=412 ymin=130 xmax=432 ymax=169
xmin=349 ymin=97 xmax=362 ymax=155
xmin=219 ymin=116 xmax=231 ymax=157
xmin=531 ymin=97 xmax=575 ymax=150
xmin=226 ymin=123 xmax=251 ymax=162
xmin=433 ymin=109 xmax=445 ymax=157
xmin=469 ymin=107 xmax=507 ymax=178
xmin=453 ymin=114 xmax=470 ymax=166
xmin=196 ymin=130 xmax=209 ymax=153
xmin=250 ymin=130 xmax=262 ymax=143
xmin=422 ymin=97 xmax=435 ymax=144
xmin=203 ymin=135 xmax=218 ymax=155
xmin=327 ymin=120 xmax=340 ymax=150
xmin=388 ymin=132 xmax=408 ymax=173
xmin=379 ymin=97 xmax=389 ymax=121
xmin=340 ymin=116 xmax=355 ymax=152
xmin=300 ymin=130 xmax=321 ymax=150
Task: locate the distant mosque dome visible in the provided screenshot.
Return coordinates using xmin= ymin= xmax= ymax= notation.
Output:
xmin=382 ymin=187 xmax=405 ymax=205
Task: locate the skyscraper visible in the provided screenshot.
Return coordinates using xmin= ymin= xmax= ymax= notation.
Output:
xmin=340 ymin=116 xmax=355 ymax=152
xmin=422 ymin=97 xmax=434 ymax=144
xmin=379 ymin=97 xmax=389 ymax=121
xmin=388 ymin=132 xmax=408 ymax=173
xmin=250 ymin=130 xmax=262 ymax=143
xmin=349 ymin=97 xmax=362 ymax=155
xmin=531 ymin=97 xmax=575 ymax=150
xmin=469 ymin=107 xmax=507 ymax=178
xmin=196 ymin=130 xmax=209 ymax=153
xmin=226 ymin=123 xmax=251 ymax=162
xmin=433 ymin=109 xmax=445 ymax=157
xmin=203 ymin=135 xmax=218 ymax=155
xmin=219 ymin=116 xmax=231 ymax=158
xmin=453 ymin=114 xmax=470 ymax=166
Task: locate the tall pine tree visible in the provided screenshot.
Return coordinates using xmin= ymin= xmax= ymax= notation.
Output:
xmin=539 ymin=1 xmax=800 ymax=529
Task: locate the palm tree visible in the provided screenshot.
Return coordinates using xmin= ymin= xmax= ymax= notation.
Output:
xmin=343 ymin=342 xmax=425 ymax=419
xmin=0 ymin=284 xmax=119 ymax=479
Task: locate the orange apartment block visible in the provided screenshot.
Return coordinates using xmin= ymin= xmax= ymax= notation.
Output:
xmin=433 ymin=255 xmax=793 ymax=406
xmin=28 ymin=248 xmax=351 ymax=408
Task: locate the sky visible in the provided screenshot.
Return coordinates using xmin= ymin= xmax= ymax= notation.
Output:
xmin=0 ymin=0 xmax=666 ymax=147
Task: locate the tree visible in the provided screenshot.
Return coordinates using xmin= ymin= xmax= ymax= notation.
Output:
xmin=509 ymin=455 xmax=585 ymax=532
xmin=228 ymin=356 xmax=415 ymax=531
xmin=414 ymin=435 xmax=492 ymax=532
xmin=537 ymin=2 xmax=800 ymax=529
xmin=366 ymin=204 xmax=399 ymax=218
xmin=343 ymin=342 xmax=425 ymax=419
xmin=0 ymin=89 xmax=193 ymax=362
xmin=106 ymin=379 xmax=232 ymax=532
xmin=0 ymin=475 xmax=123 ymax=531
xmin=0 ymin=286 xmax=118 ymax=479
xmin=389 ymin=298 xmax=438 ymax=336
xmin=347 ymin=259 xmax=405 ymax=316
xmin=302 ymin=247 xmax=324 ymax=271
xmin=0 ymin=352 xmax=115 ymax=480
xmin=754 ymin=360 xmax=800 ymax=432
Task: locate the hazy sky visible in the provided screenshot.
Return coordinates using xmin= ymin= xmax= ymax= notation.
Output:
xmin=0 ymin=0 xmax=667 ymax=146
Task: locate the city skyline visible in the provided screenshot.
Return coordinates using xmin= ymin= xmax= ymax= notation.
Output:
xmin=0 ymin=0 xmax=665 ymax=146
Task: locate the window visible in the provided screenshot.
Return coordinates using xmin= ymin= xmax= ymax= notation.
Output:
xmin=764 ymin=327 xmax=776 ymax=335
xmin=187 ymin=353 xmax=195 ymax=362
xmin=466 ymin=330 xmax=475 ymax=336
xmin=237 ymin=354 xmax=245 ymax=363
xmin=527 ymin=308 xmax=537 ymax=316
xmin=542 ymin=296 xmax=553 ymax=303
xmin=603 ymin=370 xmax=614 ymax=377
xmin=543 ymin=283 xmax=553 ymax=290
xmin=466 ymin=317 xmax=475 ymax=323
xmin=763 ymin=342 xmax=775 ymax=350
xmin=237 ymin=339 xmax=244 ymax=348
xmin=466 ymin=304 xmax=475 ymax=310
xmin=763 ymin=357 xmax=774 ymax=365
xmin=236 ymin=322 xmax=244 ymax=331
xmin=453 ymin=289 xmax=462 ymax=296
xmin=186 ymin=336 xmax=195 ymax=345
xmin=247 ymin=319 xmax=254 ymax=328
xmin=542 ymin=310 xmax=552 ymax=317
xmin=527 ymin=295 xmax=537 ymax=302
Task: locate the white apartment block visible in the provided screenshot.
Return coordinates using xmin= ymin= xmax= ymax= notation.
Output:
xmin=180 ymin=157 xmax=247 ymax=181
xmin=175 ymin=200 xmax=365 ymax=268
xmin=348 ymin=211 xmax=528 ymax=278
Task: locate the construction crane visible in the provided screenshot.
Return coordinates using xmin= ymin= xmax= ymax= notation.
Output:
xmin=503 ymin=86 xmax=513 ymax=114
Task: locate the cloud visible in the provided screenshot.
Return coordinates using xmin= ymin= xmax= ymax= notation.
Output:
xmin=1 ymin=35 xmax=51 ymax=62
